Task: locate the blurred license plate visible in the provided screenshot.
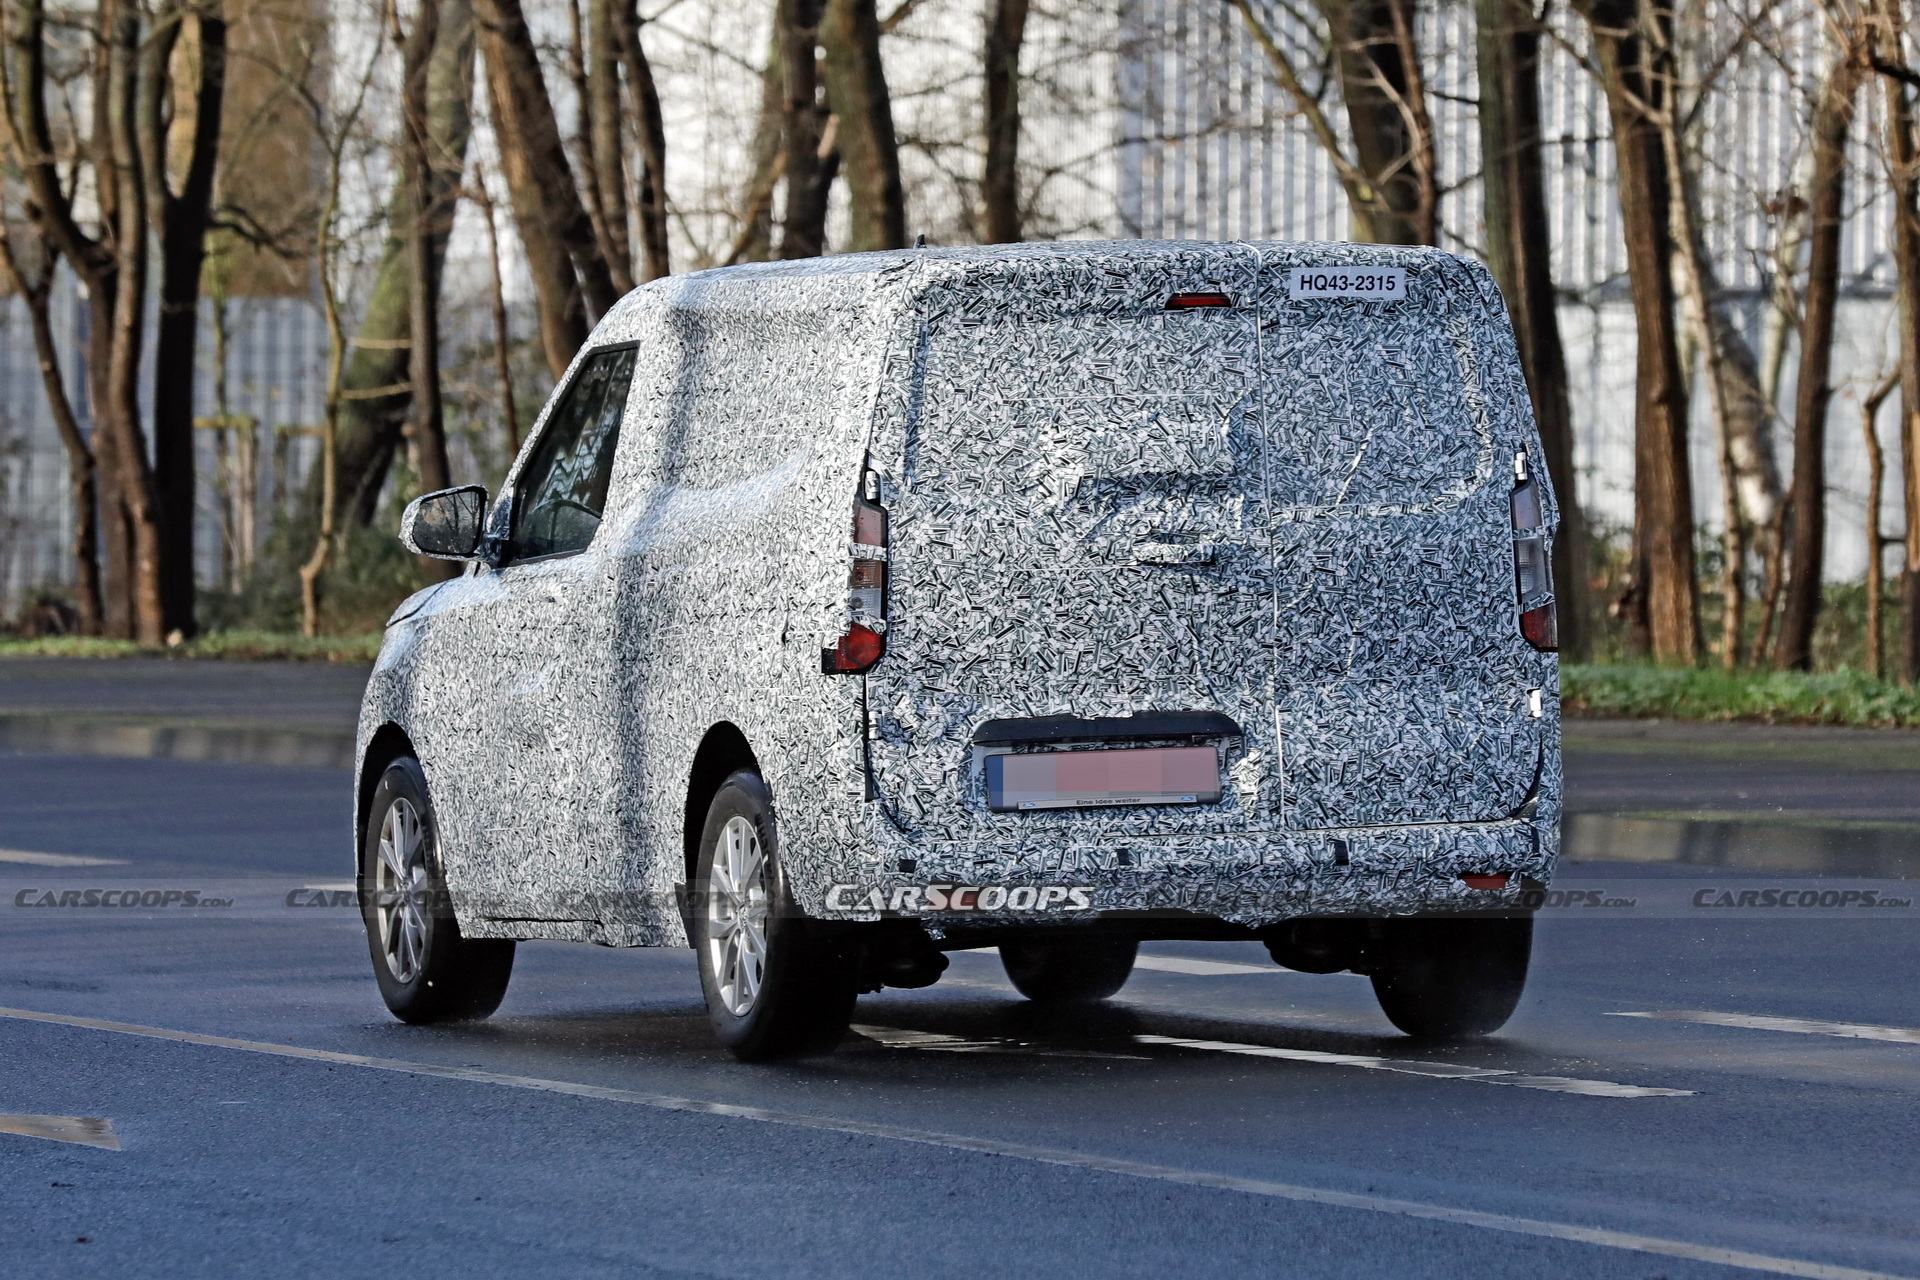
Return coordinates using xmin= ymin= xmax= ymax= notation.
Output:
xmin=986 ymin=746 xmax=1222 ymax=812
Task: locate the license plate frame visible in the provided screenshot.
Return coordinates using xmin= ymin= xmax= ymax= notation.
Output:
xmin=984 ymin=745 xmax=1223 ymax=812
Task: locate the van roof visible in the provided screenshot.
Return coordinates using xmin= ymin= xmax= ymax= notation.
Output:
xmin=614 ymin=239 xmax=1486 ymax=320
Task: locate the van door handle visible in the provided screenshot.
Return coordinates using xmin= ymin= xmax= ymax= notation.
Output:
xmin=1131 ymin=541 xmax=1218 ymax=567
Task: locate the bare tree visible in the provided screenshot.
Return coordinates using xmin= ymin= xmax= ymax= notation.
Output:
xmin=1475 ymin=0 xmax=1590 ymax=658
xmin=1872 ymin=0 xmax=1920 ymax=680
xmin=201 ymin=256 xmax=256 ymax=591
xmin=296 ymin=6 xmax=384 ymax=637
xmin=725 ymin=21 xmax=786 ymax=265
xmin=1864 ymin=371 xmax=1899 ymax=678
xmin=821 ymin=0 xmax=905 ymax=250
xmin=0 ymin=225 xmax=104 ymax=634
xmin=326 ymin=0 xmax=475 ymax=533
xmin=1234 ymin=0 xmax=1437 ymax=245
xmin=617 ymin=0 xmax=670 ymax=281
xmin=1572 ymin=0 xmax=1698 ymax=663
xmin=581 ymin=0 xmax=630 ymax=290
xmin=777 ymin=0 xmax=837 ymax=259
xmin=140 ymin=0 xmax=226 ymax=638
xmin=470 ymin=156 xmax=521 ymax=458
xmin=4 ymin=0 xmax=167 ymax=642
xmin=398 ymin=0 xmax=453 ymax=503
xmin=1776 ymin=28 xmax=1863 ymax=671
xmin=1652 ymin=0 xmax=1785 ymax=668
xmin=474 ymin=0 xmax=617 ymax=378
xmin=982 ymin=0 xmax=1028 ymax=243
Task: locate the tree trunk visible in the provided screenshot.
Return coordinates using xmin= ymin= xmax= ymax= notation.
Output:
xmin=474 ymin=159 xmax=521 ymax=458
xmin=616 ymin=1 xmax=670 ymax=281
xmin=141 ymin=0 xmax=226 ymax=639
xmin=1656 ymin=52 xmax=1774 ymax=669
xmin=726 ymin=25 xmax=786 ymax=265
xmin=9 ymin=0 xmax=138 ymax=636
xmin=1314 ymin=0 xmax=1436 ymax=245
xmin=474 ymin=0 xmax=617 ymax=369
xmin=326 ymin=0 xmax=474 ymax=529
xmin=820 ymin=0 xmax=905 ymax=251
xmin=982 ymin=0 xmax=1028 ymax=243
xmin=585 ymin=0 xmax=634 ymax=291
xmin=1878 ymin=0 xmax=1920 ymax=682
xmin=207 ymin=286 xmax=257 ymax=589
xmin=777 ymin=0 xmax=832 ymax=258
xmin=1574 ymin=0 xmax=1697 ymax=663
xmin=0 ymin=237 xmax=105 ymax=635
xmin=1777 ymin=52 xmax=1861 ymax=671
xmin=1475 ymin=0 xmax=1588 ymax=659
xmin=1865 ymin=373 xmax=1898 ymax=680
xmin=1692 ymin=263 xmax=1784 ymax=666
xmin=104 ymin=0 xmax=165 ymax=646
xmin=401 ymin=0 xmax=452 ymax=501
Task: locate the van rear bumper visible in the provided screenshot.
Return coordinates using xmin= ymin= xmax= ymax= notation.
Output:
xmin=809 ymin=816 xmax=1556 ymax=928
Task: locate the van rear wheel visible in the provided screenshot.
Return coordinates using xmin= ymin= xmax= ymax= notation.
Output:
xmin=1000 ymin=939 xmax=1137 ymax=1002
xmin=1368 ymin=917 xmax=1531 ymax=1040
xmin=693 ymin=771 xmax=856 ymax=1061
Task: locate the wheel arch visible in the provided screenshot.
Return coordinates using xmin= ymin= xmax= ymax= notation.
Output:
xmin=683 ymin=722 xmax=761 ymax=886
xmin=357 ymin=723 xmax=417 ymax=876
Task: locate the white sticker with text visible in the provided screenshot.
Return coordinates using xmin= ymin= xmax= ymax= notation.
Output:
xmin=1287 ymin=266 xmax=1407 ymax=301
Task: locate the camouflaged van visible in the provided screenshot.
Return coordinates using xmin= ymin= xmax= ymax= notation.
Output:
xmin=356 ymin=241 xmax=1561 ymax=1059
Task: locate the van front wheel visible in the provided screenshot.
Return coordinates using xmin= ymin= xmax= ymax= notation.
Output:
xmin=1000 ymin=939 xmax=1137 ymax=1002
xmin=1368 ymin=917 xmax=1531 ymax=1040
xmin=694 ymin=771 xmax=856 ymax=1060
xmin=360 ymin=757 xmax=515 ymax=1024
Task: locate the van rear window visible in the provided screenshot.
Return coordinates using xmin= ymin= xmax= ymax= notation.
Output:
xmin=914 ymin=308 xmax=1486 ymax=515
xmin=1264 ymin=312 xmax=1488 ymax=512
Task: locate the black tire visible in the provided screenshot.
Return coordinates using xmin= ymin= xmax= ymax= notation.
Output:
xmin=693 ymin=771 xmax=856 ymax=1061
xmin=360 ymin=757 xmax=515 ymax=1024
xmin=1000 ymin=938 xmax=1138 ymax=1003
xmin=1368 ymin=916 xmax=1531 ymax=1040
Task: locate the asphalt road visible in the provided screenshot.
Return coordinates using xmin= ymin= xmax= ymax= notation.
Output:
xmin=3 ymin=744 xmax=1919 ymax=1278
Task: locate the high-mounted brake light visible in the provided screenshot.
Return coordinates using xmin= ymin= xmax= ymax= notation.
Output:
xmin=1511 ymin=453 xmax=1558 ymax=652
xmin=823 ymin=471 xmax=889 ymax=674
xmin=1165 ymin=291 xmax=1232 ymax=310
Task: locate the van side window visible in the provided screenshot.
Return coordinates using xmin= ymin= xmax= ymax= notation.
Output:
xmin=510 ymin=346 xmax=638 ymax=561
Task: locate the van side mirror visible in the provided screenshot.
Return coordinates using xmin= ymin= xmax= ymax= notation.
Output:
xmin=400 ymin=485 xmax=490 ymax=561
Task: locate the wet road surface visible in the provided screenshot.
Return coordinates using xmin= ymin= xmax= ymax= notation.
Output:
xmin=2 ymin=742 xmax=1917 ymax=1279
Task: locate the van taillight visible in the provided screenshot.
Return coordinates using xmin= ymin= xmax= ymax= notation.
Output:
xmin=823 ymin=475 xmax=889 ymax=674
xmin=1511 ymin=453 xmax=1557 ymax=652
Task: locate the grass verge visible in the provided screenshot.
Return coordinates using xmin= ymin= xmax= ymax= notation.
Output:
xmin=1564 ymin=664 xmax=1920 ymax=728
xmin=0 ymin=630 xmax=382 ymax=664
xmin=3 ymin=642 xmax=1918 ymax=724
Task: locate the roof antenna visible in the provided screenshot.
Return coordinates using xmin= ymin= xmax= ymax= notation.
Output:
xmin=913 ymin=233 xmax=927 ymax=248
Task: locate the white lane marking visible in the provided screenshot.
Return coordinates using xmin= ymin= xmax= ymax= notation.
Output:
xmin=0 ymin=849 xmax=131 ymax=867
xmin=0 ymin=1006 xmax=1888 ymax=1280
xmin=0 ymin=1113 xmax=120 ymax=1150
xmin=1137 ymin=1034 xmax=1695 ymax=1097
xmin=1137 ymin=955 xmax=1288 ymax=976
xmin=961 ymin=946 xmax=1364 ymax=978
xmin=1610 ymin=1011 xmax=1920 ymax=1046
xmin=853 ymin=1024 xmax=1147 ymax=1059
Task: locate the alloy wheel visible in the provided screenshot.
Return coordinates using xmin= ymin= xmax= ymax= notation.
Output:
xmin=705 ymin=815 xmax=770 ymax=1016
xmin=374 ymin=797 xmax=431 ymax=984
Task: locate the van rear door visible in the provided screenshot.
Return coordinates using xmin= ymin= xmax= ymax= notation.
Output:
xmin=868 ymin=255 xmax=1282 ymax=841
xmin=1257 ymin=251 xmax=1541 ymax=830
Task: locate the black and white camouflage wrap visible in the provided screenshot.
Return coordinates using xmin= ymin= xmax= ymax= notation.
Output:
xmin=357 ymin=241 xmax=1560 ymax=948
